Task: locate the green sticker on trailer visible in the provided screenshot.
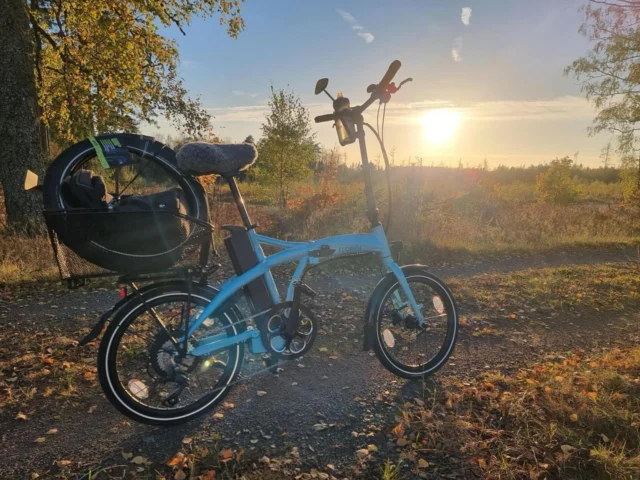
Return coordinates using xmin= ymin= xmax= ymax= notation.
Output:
xmin=87 ymin=136 xmax=132 ymax=169
xmin=88 ymin=136 xmax=110 ymax=169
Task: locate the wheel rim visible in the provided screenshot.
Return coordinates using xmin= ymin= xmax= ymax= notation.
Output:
xmin=376 ymin=275 xmax=455 ymax=372
xmin=105 ymin=293 xmax=241 ymax=419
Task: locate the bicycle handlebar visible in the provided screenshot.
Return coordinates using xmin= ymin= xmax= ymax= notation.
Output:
xmin=378 ymin=60 xmax=401 ymax=90
xmin=313 ymin=60 xmax=404 ymax=123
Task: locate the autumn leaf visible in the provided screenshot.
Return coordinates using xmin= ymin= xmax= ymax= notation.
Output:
xmin=561 ymin=445 xmax=575 ymax=455
xmin=202 ymin=470 xmax=216 ymax=480
xmin=131 ymin=456 xmax=147 ymax=465
xmin=46 ymin=428 xmax=58 ymax=435
xmin=15 ymin=412 xmax=27 ymax=421
xmin=569 ymin=413 xmax=578 ymax=422
xmin=34 ymin=437 xmax=46 ymax=443
xmin=220 ymin=448 xmax=234 ymax=463
xmin=174 ymin=470 xmax=186 ymax=480
xmin=182 ymin=437 xmax=193 ymax=445
xmin=391 ymin=423 xmax=405 ymax=438
xmin=166 ymin=452 xmax=185 ymax=467
xmin=418 ymin=458 xmax=429 ymax=468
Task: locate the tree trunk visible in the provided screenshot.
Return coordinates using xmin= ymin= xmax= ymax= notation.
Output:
xmin=0 ymin=0 xmax=45 ymax=232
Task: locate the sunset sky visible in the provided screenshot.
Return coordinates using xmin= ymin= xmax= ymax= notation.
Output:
xmin=148 ymin=0 xmax=610 ymax=168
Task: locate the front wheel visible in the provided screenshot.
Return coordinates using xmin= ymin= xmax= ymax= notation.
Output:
xmin=371 ymin=267 xmax=458 ymax=379
xmin=98 ymin=284 xmax=244 ymax=425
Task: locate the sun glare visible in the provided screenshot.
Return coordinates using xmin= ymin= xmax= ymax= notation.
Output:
xmin=421 ymin=109 xmax=461 ymax=145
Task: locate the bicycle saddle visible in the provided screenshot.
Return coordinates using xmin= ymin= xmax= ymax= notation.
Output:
xmin=177 ymin=142 xmax=258 ymax=177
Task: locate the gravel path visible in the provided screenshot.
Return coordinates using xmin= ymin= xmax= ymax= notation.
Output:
xmin=1 ymin=247 xmax=638 ymax=478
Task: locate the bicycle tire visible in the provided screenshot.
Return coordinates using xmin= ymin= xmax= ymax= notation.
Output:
xmin=371 ymin=266 xmax=458 ymax=379
xmin=98 ymin=283 xmax=244 ymax=425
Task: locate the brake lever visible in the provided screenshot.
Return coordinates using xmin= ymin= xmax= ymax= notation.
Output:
xmin=398 ymin=77 xmax=413 ymax=88
xmin=387 ymin=78 xmax=413 ymax=94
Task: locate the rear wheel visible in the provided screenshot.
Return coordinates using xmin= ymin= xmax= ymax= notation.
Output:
xmin=98 ymin=284 xmax=244 ymax=425
xmin=371 ymin=268 xmax=458 ymax=379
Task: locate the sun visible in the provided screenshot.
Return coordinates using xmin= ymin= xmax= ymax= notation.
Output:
xmin=421 ymin=109 xmax=461 ymax=145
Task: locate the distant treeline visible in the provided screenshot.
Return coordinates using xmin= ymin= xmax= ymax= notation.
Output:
xmin=337 ymin=163 xmax=621 ymax=185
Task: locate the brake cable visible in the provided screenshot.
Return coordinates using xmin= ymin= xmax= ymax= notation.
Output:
xmin=364 ymin=117 xmax=393 ymax=233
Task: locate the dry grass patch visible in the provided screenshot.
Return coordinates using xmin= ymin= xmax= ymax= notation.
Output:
xmin=387 ymin=347 xmax=639 ymax=479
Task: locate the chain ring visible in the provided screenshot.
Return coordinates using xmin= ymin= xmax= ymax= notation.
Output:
xmin=261 ymin=302 xmax=318 ymax=359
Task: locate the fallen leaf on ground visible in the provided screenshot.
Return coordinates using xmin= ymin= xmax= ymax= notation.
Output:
xmin=131 ymin=456 xmax=147 ymax=465
xmin=561 ymin=445 xmax=575 ymax=455
xmin=356 ymin=449 xmax=369 ymax=460
xmin=34 ymin=437 xmax=45 ymax=443
xmin=257 ymin=391 xmax=267 ymax=397
xmin=166 ymin=452 xmax=185 ymax=467
xmin=46 ymin=428 xmax=58 ymax=435
xmin=182 ymin=437 xmax=193 ymax=445
xmin=220 ymin=449 xmax=233 ymax=462
xmin=15 ymin=412 xmax=27 ymax=420
xmin=418 ymin=458 xmax=429 ymax=468
xmin=391 ymin=423 xmax=404 ymax=438
xmin=174 ymin=470 xmax=186 ymax=480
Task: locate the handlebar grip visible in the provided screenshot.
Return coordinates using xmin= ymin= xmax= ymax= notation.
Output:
xmin=379 ymin=60 xmax=401 ymax=89
xmin=314 ymin=114 xmax=335 ymax=123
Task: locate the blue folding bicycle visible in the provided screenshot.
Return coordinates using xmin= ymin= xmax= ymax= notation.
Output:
xmin=61 ymin=61 xmax=460 ymax=425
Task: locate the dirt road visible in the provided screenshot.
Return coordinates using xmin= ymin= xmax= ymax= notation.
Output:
xmin=1 ymin=247 xmax=638 ymax=479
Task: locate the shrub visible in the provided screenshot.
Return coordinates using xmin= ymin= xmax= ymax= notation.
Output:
xmin=536 ymin=157 xmax=580 ymax=205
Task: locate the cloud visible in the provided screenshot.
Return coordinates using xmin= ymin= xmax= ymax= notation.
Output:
xmin=452 ymin=36 xmax=463 ymax=62
xmin=337 ymin=9 xmax=356 ymax=23
xmin=336 ymin=9 xmax=374 ymax=44
xmin=382 ymin=96 xmax=595 ymax=124
xmin=232 ymin=90 xmax=258 ymax=98
xmin=461 ymin=7 xmax=472 ymax=26
xmin=357 ymin=32 xmax=375 ymax=43
xmin=201 ymin=96 xmax=594 ymax=128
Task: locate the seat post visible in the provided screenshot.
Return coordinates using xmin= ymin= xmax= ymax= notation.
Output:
xmin=226 ymin=176 xmax=253 ymax=229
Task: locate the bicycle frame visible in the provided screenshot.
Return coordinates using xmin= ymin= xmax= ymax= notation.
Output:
xmin=187 ymin=118 xmax=425 ymax=357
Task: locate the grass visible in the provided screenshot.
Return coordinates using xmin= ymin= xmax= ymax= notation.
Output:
xmin=380 ymin=346 xmax=640 ymax=479
xmin=451 ymin=262 xmax=640 ymax=319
